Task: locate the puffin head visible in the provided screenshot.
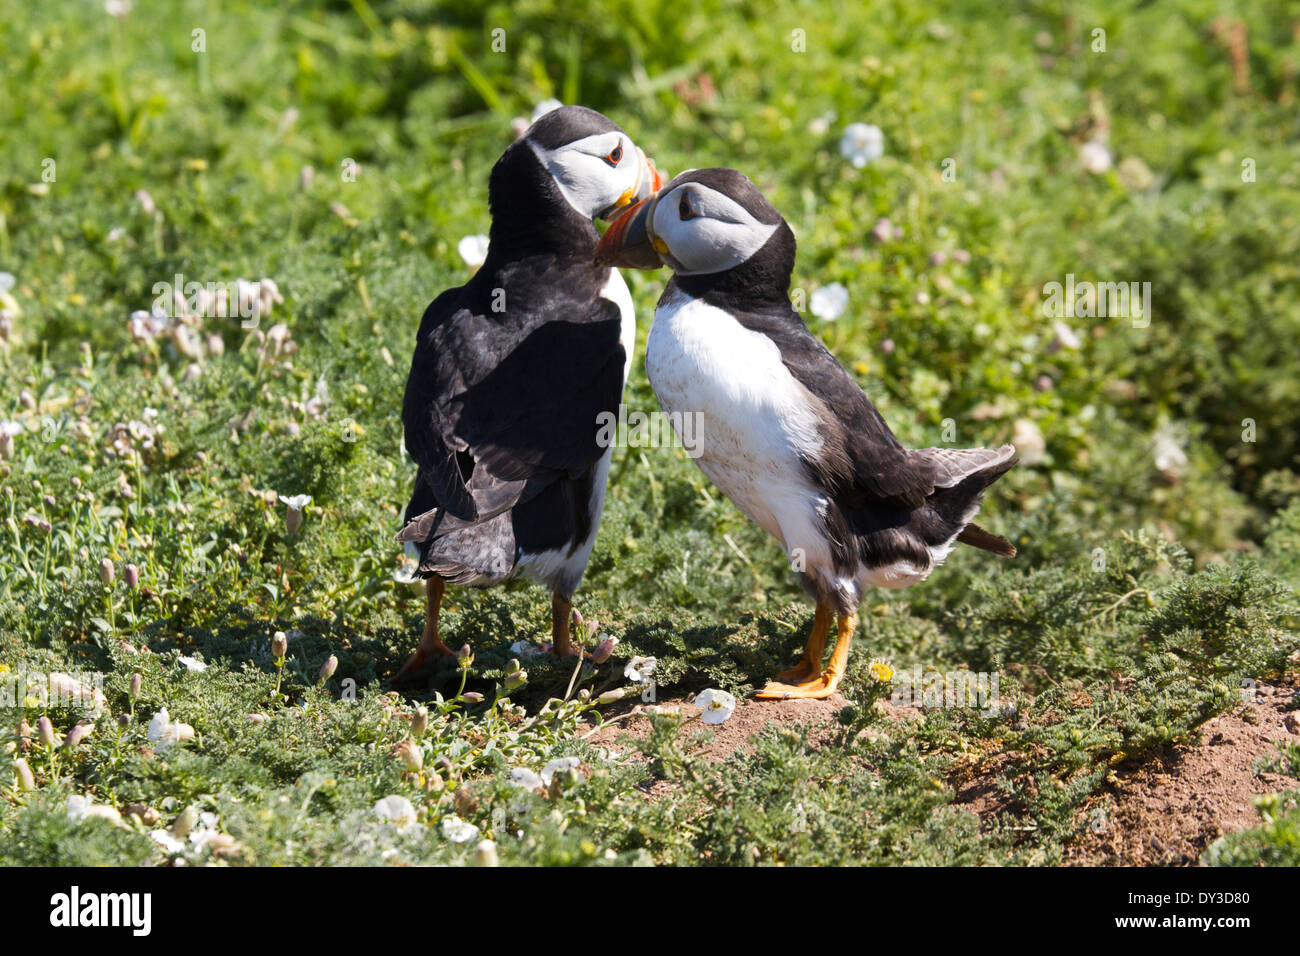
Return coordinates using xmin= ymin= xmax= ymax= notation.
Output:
xmin=506 ymin=105 xmax=662 ymax=224
xmin=594 ymin=167 xmax=790 ymax=280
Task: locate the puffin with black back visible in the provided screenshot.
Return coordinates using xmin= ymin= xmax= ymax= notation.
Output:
xmin=595 ymin=167 xmax=1018 ymax=700
xmin=393 ymin=106 xmax=662 ymax=685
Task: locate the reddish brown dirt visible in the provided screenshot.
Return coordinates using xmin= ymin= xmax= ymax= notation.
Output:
xmin=1067 ymin=680 xmax=1299 ymax=865
xmin=585 ymin=692 xmax=850 ymax=763
xmin=584 ymin=680 xmax=1300 ymax=867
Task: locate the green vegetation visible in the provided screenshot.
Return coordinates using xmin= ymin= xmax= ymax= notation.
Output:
xmin=1 ymin=0 xmax=1297 ymax=865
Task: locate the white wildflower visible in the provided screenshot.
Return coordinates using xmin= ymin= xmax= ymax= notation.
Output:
xmin=810 ymin=282 xmax=850 ymax=321
xmin=531 ymin=98 xmax=563 ymax=123
xmin=540 ymin=757 xmax=580 ymax=786
xmin=441 ymin=814 xmax=480 ymax=843
xmin=839 ymin=123 xmax=885 ymax=168
xmin=457 ymin=234 xmax=490 ymax=269
xmin=623 ymin=656 xmax=657 ymax=682
xmin=695 ymin=688 xmax=737 ymax=725
xmin=373 ymin=795 xmax=417 ymax=828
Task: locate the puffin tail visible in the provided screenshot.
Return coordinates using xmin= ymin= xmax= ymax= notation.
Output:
xmin=918 ymin=444 xmax=1019 ymax=559
xmin=956 ymin=522 xmax=1017 ymax=557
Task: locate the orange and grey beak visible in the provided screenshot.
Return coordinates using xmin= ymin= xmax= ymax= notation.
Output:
xmin=597 ymin=148 xmax=663 ymax=223
xmin=595 ymin=193 xmax=664 ymax=269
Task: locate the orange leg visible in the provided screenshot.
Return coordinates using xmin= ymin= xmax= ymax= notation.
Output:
xmin=775 ymin=601 xmax=832 ymax=683
xmin=551 ymin=593 xmax=580 ymax=657
xmin=756 ymin=613 xmax=857 ymax=701
xmin=392 ymin=575 xmax=455 ymax=684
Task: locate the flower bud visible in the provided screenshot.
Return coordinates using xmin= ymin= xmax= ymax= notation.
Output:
xmin=318 ymin=654 xmax=338 ymax=683
xmin=411 ymin=707 xmax=428 ymax=739
xmin=459 ymin=691 xmax=484 ymax=704
xmin=17 ymin=719 xmax=31 ymax=753
xmin=473 ymin=839 xmax=499 ymax=867
xmin=13 ymin=757 xmax=35 ymax=792
xmin=171 ymin=805 xmax=199 ymax=838
xmin=37 ymin=716 xmax=57 ymax=748
xmin=395 ymin=739 xmax=423 ymax=772
xmin=271 ymin=631 xmax=288 ymax=660
xmin=285 ymin=506 xmax=302 ymax=534
xmin=129 ymin=672 xmax=142 ymax=699
xmin=64 ymin=722 xmax=95 ymax=748
xmin=597 ymin=687 xmax=631 ymax=705
xmin=504 ymin=670 xmax=527 ymax=692
xmin=124 ymin=564 xmax=139 ymax=589
xmin=456 ymin=644 xmax=473 ymax=668
xmin=99 ymin=558 xmax=115 ymax=585
xmin=592 ymin=636 xmax=619 ymax=664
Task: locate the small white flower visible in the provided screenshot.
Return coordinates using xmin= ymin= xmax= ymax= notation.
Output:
xmin=623 ymin=656 xmax=657 ymax=682
xmin=129 ymin=308 xmax=171 ymax=342
xmin=104 ymin=0 xmax=132 ymax=18
xmin=0 ymin=420 xmax=22 ymax=437
xmin=540 ymin=757 xmax=580 ymax=786
xmin=147 ymin=708 xmax=172 ymax=744
xmin=1011 ymin=418 xmax=1046 ymax=467
xmin=1079 ymin=140 xmax=1112 ymax=175
xmin=531 ymin=98 xmax=563 ymax=123
xmin=1049 ymin=320 xmax=1082 ymax=351
xmin=695 ymin=688 xmax=737 ymax=725
xmin=810 ymin=282 xmax=850 ymax=321
xmin=177 ymin=655 xmax=207 ymax=672
xmin=1152 ymin=424 xmax=1189 ymax=481
xmin=509 ymin=767 xmax=544 ymax=790
xmin=441 ymin=814 xmax=480 ymax=843
xmin=0 ymin=273 xmax=14 ymax=293
xmin=147 ymin=708 xmax=194 ymax=752
xmin=258 ymin=278 xmax=283 ymax=316
xmin=808 ymin=110 xmax=837 ymax=137
xmin=66 ymin=795 xmax=92 ymax=820
xmin=373 ymin=795 xmax=417 ymax=828
xmin=839 ymin=123 xmax=885 ymax=168
xmin=150 ymin=830 xmax=185 ymax=854
xmin=457 ymin=234 xmax=490 ymax=269
xmin=279 ymin=494 xmax=312 ymax=512
xmin=508 ymin=640 xmax=544 ymax=659
xmin=106 ymin=226 xmax=126 ymax=242
xmin=67 ymin=795 xmax=122 ymax=825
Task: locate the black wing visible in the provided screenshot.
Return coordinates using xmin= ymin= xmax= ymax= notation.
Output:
xmin=731 ymin=307 xmax=945 ymax=510
xmin=399 ymin=257 xmax=625 ymax=540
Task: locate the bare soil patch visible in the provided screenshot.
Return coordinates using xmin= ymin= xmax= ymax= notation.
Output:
xmin=1067 ymin=680 xmax=1299 ymax=865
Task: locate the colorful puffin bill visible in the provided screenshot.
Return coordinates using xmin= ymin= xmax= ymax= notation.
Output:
xmin=393 ymin=106 xmax=661 ymax=684
xmin=595 ymin=168 xmax=1018 ymax=700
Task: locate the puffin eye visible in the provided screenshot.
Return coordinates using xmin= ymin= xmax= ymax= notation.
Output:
xmin=606 ymin=145 xmax=623 ymax=165
xmin=678 ymin=195 xmax=694 ymax=220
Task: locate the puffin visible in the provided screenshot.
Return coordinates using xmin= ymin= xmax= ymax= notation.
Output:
xmin=393 ymin=106 xmax=662 ymax=683
xmin=594 ymin=168 xmax=1017 ymax=700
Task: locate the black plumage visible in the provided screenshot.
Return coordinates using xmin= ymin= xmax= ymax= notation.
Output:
xmin=595 ymin=166 xmax=1017 ymax=699
xmin=393 ymin=107 xmax=642 ymax=679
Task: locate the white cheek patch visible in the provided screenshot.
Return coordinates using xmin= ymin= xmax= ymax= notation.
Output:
xmin=652 ymin=185 xmax=779 ymax=275
xmin=528 ymin=132 xmax=639 ymax=220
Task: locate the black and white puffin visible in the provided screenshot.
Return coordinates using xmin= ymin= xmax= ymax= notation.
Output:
xmin=595 ymin=168 xmax=1017 ymax=700
xmin=393 ymin=106 xmax=662 ymax=683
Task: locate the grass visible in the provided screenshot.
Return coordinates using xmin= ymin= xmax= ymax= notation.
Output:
xmin=1 ymin=0 xmax=1298 ymax=866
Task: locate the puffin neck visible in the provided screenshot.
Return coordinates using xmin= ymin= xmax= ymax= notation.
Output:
xmin=486 ymin=143 xmax=600 ymax=260
xmin=672 ymin=221 xmax=797 ymax=312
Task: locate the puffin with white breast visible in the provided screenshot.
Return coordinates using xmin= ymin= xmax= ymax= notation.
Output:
xmin=595 ymin=168 xmax=1017 ymax=700
xmin=393 ymin=106 xmax=661 ymax=683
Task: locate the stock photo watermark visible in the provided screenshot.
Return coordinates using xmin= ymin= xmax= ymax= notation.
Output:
xmin=596 ymin=404 xmax=705 ymax=458
xmin=1042 ymin=274 xmax=1152 ymax=328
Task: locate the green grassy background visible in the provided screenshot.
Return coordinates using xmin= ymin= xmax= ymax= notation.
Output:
xmin=1 ymin=0 xmax=1298 ymax=865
